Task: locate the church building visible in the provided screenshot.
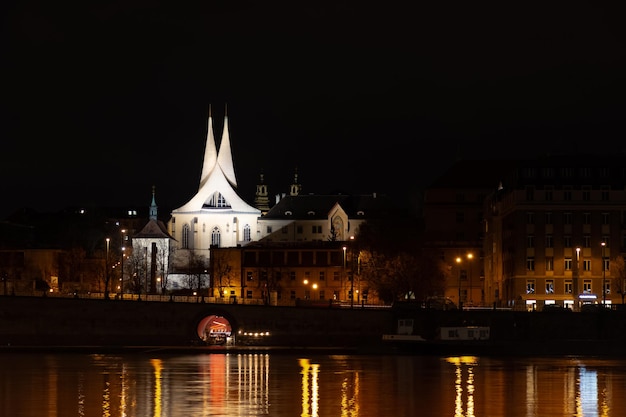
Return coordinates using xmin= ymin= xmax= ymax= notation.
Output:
xmin=165 ymin=106 xmax=394 ymax=294
xmin=167 ymin=106 xmax=261 ymax=278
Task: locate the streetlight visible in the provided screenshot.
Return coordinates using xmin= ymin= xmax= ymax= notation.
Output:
xmin=467 ymin=253 xmax=474 ymax=306
xmin=120 ymin=246 xmax=125 ymax=300
xmin=120 ymin=229 xmax=126 ymax=300
xmin=105 ymin=238 xmax=110 ymax=299
xmin=575 ymin=247 xmax=581 ymax=308
xmin=454 ymin=253 xmax=472 ymax=309
xmin=456 ymin=257 xmax=462 ymax=310
xmin=601 ymin=241 xmax=606 ymax=306
xmin=349 ymin=236 xmax=355 ymax=309
xmin=342 ymin=246 xmax=347 ymax=302
xmin=143 ymin=246 xmax=148 ymax=299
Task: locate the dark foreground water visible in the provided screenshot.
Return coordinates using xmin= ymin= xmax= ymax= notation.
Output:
xmin=1 ymin=352 xmax=624 ymax=417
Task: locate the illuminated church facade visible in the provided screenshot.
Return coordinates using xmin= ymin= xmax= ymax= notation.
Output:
xmin=165 ymin=107 xmax=385 ymax=292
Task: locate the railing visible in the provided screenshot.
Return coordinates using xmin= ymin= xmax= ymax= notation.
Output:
xmin=2 ymin=290 xmax=391 ymax=308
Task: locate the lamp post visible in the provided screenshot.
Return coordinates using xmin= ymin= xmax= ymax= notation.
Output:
xmin=349 ymin=236 xmax=355 ymax=309
xmin=456 ymin=256 xmax=462 ymax=310
xmin=105 ymin=238 xmax=110 ymax=299
xmin=144 ymin=246 xmax=148 ymax=299
xmin=120 ymin=246 xmax=125 ymax=300
xmin=303 ymin=279 xmax=309 ymax=300
xmin=467 ymin=253 xmax=474 ymax=306
xmin=120 ymin=229 xmax=126 ymax=300
xmin=575 ymin=247 xmax=581 ymax=308
xmin=342 ymin=246 xmax=347 ymax=302
xmin=601 ymin=242 xmax=606 ymax=306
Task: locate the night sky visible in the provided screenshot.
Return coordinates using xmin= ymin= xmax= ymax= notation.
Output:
xmin=2 ymin=1 xmax=625 ymax=220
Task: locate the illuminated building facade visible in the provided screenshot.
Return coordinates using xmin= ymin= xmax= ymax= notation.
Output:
xmin=166 ymin=106 xmax=394 ymax=296
xmin=483 ymin=155 xmax=626 ymax=311
xmin=208 ymin=241 xmax=370 ymax=306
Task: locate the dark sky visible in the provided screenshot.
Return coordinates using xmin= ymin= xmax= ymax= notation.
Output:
xmin=2 ymin=1 xmax=626 ymax=220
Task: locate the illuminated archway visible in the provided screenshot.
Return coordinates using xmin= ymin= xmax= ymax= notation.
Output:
xmin=196 ymin=314 xmax=233 ymax=345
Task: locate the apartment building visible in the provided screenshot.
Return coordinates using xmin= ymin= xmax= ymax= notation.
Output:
xmin=483 ymin=154 xmax=626 ymax=311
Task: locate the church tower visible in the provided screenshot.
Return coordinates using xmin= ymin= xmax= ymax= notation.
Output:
xmin=168 ymin=106 xmax=261 ymax=271
xmin=254 ymin=171 xmax=271 ymax=215
xmin=133 ymin=187 xmax=174 ymax=295
xmin=289 ymin=167 xmax=301 ymax=196
xmin=149 ymin=185 xmax=157 ymax=221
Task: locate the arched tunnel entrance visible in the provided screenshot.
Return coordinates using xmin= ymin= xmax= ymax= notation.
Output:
xmin=194 ymin=308 xmax=274 ymax=346
xmin=196 ymin=314 xmax=235 ymax=345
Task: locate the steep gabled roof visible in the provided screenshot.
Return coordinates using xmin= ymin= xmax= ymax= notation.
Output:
xmin=136 ymin=187 xmax=175 ymax=240
xmin=134 ymin=218 xmax=174 ymax=239
xmin=172 ymin=106 xmax=260 ymax=215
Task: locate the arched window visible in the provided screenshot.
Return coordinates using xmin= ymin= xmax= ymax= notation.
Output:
xmin=211 ymin=227 xmax=221 ymax=247
xmin=243 ymin=224 xmax=251 ymax=242
xmin=182 ymin=224 xmax=190 ymax=249
xmin=332 ymin=216 xmax=344 ymax=241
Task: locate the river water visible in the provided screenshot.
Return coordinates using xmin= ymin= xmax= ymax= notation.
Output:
xmin=0 ymin=352 xmax=623 ymax=417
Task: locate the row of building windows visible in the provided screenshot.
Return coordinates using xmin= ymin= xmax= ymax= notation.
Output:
xmin=526 ymin=211 xmax=611 ymax=225
xmin=271 ymin=225 xmax=325 ymax=234
xmin=177 ymin=222 xmax=334 ymax=248
xmin=526 ymin=257 xmax=610 ymax=271
xmin=525 ymin=187 xmax=611 ymax=202
xmin=237 ymin=289 xmax=344 ymax=301
xmin=526 ymin=235 xmax=611 ymax=248
xmin=246 ymin=270 xmax=345 ymax=281
xmin=180 ymin=224 xmax=253 ymax=249
xmin=525 ymin=280 xmax=610 ymax=295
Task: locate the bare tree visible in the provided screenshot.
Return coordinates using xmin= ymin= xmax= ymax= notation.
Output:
xmin=154 ymin=240 xmax=173 ymax=294
xmin=185 ymin=250 xmax=207 ymax=294
xmin=611 ymin=255 xmax=626 ymax=304
xmin=263 ymin=266 xmax=284 ymax=305
xmin=126 ymin=251 xmax=147 ymax=296
xmin=57 ymin=247 xmax=88 ymax=291
xmin=251 ymin=266 xmax=284 ymax=305
xmin=359 ymin=249 xmax=447 ymax=304
xmin=211 ymin=250 xmax=235 ymax=298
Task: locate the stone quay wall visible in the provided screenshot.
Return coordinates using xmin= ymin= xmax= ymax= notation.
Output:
xmin=2 ymin=296 xmax=626 ymax=351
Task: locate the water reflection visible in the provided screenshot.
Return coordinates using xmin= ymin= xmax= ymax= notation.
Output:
xmin=446 ymin=356 xmax=478 ymax=417
xmin=0 ymin=353 xmax=625 ymax=416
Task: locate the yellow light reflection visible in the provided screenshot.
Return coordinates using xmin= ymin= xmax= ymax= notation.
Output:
xmin=119 ymin=363 xmax=127 ymax=417
xmin=447 ymin=356 xmax=477 ymax=417
xmin=340 ymin=369 xmax=360 ymax=417
xmin=299 ymin=358 xmax=320 ymax=417
xmin=151 ymin=359 xmax=163 ymax=417
xmin=102 ymin=375 xmax=111 ymax=417
xmin=235 ymin=353 xmax=270 ymax=415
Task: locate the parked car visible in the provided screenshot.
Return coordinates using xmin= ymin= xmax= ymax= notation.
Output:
xmin=424 ymin=296 xmax=458 ymax=311
xmin=541 ymin=304 xmax=571 ymax=312
xmin=580 ymin=303 xmax=603 ymax=312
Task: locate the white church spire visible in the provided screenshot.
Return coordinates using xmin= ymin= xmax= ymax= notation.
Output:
xmin=216 ymin=103 xmax=238 ymax=188
xmin=149 ymin=185 xmax=158 ymax=221
xmin=172 ymin=105 xmax=261 ymax=215
xmin=199 ymin=104 xmax=218 ymax=190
